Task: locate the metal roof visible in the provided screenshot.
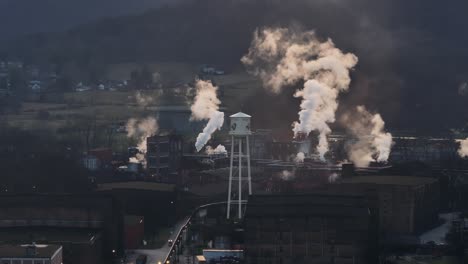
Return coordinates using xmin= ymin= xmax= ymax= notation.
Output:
xmin=0 ymin=244 xmax=61 ymax=259
xmin=339 ymin=175 xmax=438 ymax=186
xmin=230 ymin=112 xmax=251 ymax=118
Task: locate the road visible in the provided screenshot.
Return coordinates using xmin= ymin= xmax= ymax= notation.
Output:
xmin=127 ymin=216 xmax=190 ymax=264
xmin=126 ymin=201 xmax=246 ymax=264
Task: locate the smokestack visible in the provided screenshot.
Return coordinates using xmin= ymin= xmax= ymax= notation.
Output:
xmin=341 ymin=163 xmax=355 ymax=178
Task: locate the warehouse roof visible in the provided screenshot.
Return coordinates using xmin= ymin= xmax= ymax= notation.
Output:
xmin=245 ymin=193 xmax=370 ymax=218
xmin=339 ymin=175 xmax=437 ymax=186
xmin=0 ymin=244 xmax=61 ymax=259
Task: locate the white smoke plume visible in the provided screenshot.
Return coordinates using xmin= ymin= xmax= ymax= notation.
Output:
xmin=343 ymin=106 xmax=393 ymax=167
xmin=205 ymin=144 xmax=228 ymax=155
xmin=458 ymin=138 xmax=468 ymax=158
xmin=126 ymin=117 xmax=159 ymax=166
xmin=135 ymin=91 xmax=157 ymax=107
xmin=459 ymin=82 xmax=468 ymax=96
xmin=190 ymin=80 xmax=225 ymax=152
xmin=242 ymin=27 xmax=358 ymax=160
xmin=279 ymin=170 xmax=295 ymax=181
xmin=328 ymin=172 xmax=340 ymax=183
xmin=295 ymin=152 xmax=305 ymax=163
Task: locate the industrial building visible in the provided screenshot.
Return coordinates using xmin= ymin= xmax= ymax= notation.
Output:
xmin=244 ymin=193 xmax=378 ymax=264
xmin=0 ymin=194 xmax=123 ymax=264
xmin=334 ymin=175 xmax=440 ymax=242
xmin=146 ymin=133 xmax=183 ymax=181
xmin=0 ymin=244 xmax=62 ymax=264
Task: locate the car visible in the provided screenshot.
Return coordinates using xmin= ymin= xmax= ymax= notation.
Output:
xmin=168 ymin=239 xmax=173 ymax=247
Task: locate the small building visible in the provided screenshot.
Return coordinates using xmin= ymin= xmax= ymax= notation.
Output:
xmin=202 ymin=249 xmax=243 ymax=263
xmin=0 ymin=244 xmax=62 ymax=264
xmin=83 ymin=155 xmax=100 ymax=171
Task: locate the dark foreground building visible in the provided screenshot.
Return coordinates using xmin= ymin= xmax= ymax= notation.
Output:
xmin=335 ymin=175 xmax=439 ymax=243
xmin=0 ymin=194 xmax=123 ymax=264
xmin=244 ymin=194 xmax=378 ymax=264
xmin=0 ymin=244 xmax=62 ymax=264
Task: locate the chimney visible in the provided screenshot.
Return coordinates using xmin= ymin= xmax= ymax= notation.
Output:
xmin=341 ymin=163 xmax=355 ymax=178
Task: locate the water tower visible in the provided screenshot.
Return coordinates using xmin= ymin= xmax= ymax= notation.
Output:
xmin=227 ymin=112 xmax=252 ymax=219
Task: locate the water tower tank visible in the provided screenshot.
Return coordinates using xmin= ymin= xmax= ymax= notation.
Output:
xmin=229 ymin=112 xmax=251 ymax=136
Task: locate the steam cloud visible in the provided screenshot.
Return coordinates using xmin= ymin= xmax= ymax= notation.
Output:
xmin=295 ymin=152 xmax=305 ymax=163
xmin=190 ymin=80 xmax=225 ymax=152
xmin=135 ymin=91 xmax=157 ymax=107
xmin=328 ymin=172 xmax=339 ymax=183
xmin=343 ymin=106 xmax=392 ymax=167
xmin=279 ymin=170 xmax=295 ymax=181
xmin=126 ymin=117 xmax=159 ymax=166
xmin=458 ymin=138 xmax=468 ymax=158
xmin=205 ymin=144 xmax=227 ymax=155
xmin=242 ymin=27 xmax=358 ymax=160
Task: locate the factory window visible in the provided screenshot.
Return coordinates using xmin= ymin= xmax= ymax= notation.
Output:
xmin=160 ymin=156 xmax=169 ymax=164
xmin=159 ymin=143 xmax=169 ymax=153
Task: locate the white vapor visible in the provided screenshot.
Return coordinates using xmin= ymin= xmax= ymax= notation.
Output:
xmin=135 ymin=91 xmax=157 ymax=107
xmin=328 ymin=172 xmax=339 ymax=183
xmin=295 ymin=152 xmax=305 ymax=163
xmin=343 ymin=106 xmax=392 ymax=167
xmin=279 ymin=170 xmax=295 ymax=181
xmin=458 ymin=138 xmax=468 ymax=158
xmin=190 ymin=80 xmax=225 ymax=152
xmin=242 ymin=27 xmax=358 ymax=160
xmin=205 ymin=144 xmax=227 ymax=155
xmin=126 ymin=117 xmax=158 ymax=166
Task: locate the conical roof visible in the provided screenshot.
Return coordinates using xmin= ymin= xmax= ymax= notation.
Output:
xmin=230 ymin=112 xmax=251 ymax=118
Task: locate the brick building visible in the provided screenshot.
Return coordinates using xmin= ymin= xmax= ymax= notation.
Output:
xmin=336 ymin=175 xmax=439 ymax=240
xmin=244 ymin=194 xmax=378 ymax=264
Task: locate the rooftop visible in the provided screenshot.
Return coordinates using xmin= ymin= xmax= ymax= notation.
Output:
xmin=230 ymin=112 xmax=251 ymax=118
xmin=97 ymin=181 xmax=175 ymax=192
xmin=245 ymin=193 xmax=369 ymax=218
xmin=0 ymin=228 xmax=100 ymax=244
xmin=339 ymin=175 xmax=438 ymax=186
xmin=0 ymin=244 xmax=61 ymax=259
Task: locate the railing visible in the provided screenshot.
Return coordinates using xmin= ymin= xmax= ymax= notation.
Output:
xmin=163 ymin=201 xmax=247 ymax=264
xmin=0 ymin=219 xmax=104 ymax=228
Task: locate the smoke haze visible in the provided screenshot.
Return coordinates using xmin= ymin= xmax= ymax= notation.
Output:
xmin=342 ymin=106 xmax=393 ymax=167
xmin=458 ymin=138 xmax=468 ymax=158
xmin=126 ymin=117 xmax=158 ymax=165
xmin=242 ymin=27 xmax=357 ymax=160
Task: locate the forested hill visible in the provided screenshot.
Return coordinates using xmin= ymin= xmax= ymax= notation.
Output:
xmin=4 ymin=0 xmax=468 ymax=131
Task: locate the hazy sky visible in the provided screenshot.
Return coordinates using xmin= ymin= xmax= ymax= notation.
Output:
xmin=0 ymin=0 xmax=184 ymax=41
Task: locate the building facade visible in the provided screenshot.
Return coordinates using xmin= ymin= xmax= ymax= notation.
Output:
xmin=0 ymin=244 xmax=62 ymax=264
xmin=244 ymin=194 xmax=378 ymax=264
xmin=146 ymin=134 xmax=183 ymax=180
xmin=335 ymin=175 xmax=439 ymax=241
